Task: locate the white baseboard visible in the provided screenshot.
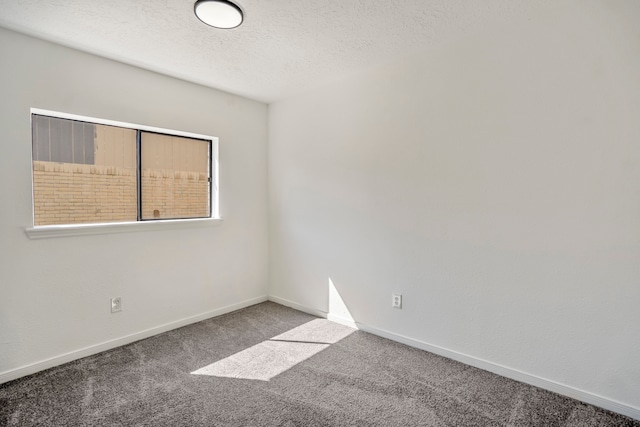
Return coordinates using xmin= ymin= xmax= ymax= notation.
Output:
xmin=326 ymin=313 xmax=359 ymax=330
xmin=356 ymin=323 xmax=640 ymax=421
xmin=270 ymin=298 xmax=640 ymax=421
xmin=267 ymin=295 xmax=357 ymax=329
xmin=0 ymin=295 xmax=268 ymax=386
xmin=267 ymin=295 xmax=327 ymax=319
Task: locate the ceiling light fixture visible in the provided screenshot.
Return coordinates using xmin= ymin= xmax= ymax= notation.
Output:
xmin=194 ymin=0 xmax=244 ymax=29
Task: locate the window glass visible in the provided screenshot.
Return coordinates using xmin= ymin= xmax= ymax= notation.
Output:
xmin=141 ymin=132 xmax=211 ymax=220
xmin=32 ymin=116 xmax=137 ymax=226
xmin=31 ymin=113 xmax=213 ymax=226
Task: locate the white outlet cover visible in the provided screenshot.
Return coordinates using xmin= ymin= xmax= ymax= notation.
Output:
xmin=392 ymin=294 xmax=402 ymax=309
xmin=111 ymin=297 xmax=122 ymax=313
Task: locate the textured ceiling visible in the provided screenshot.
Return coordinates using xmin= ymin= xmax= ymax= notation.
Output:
xmin=0 ymin=0 xmax=551 ymax=103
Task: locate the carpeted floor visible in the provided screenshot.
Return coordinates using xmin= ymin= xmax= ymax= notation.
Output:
xmin=0 ymin=302 xmax=637 ymax=426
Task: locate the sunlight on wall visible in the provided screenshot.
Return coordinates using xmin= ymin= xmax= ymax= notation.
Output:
xmin=191 ymin=319 xmax=354 ymax=381
xmin=328 ymin=278 xmax=357 ymax=328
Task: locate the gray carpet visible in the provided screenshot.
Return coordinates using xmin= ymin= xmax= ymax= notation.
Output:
xmin=0 ymin=302 xmax=637 ymax=426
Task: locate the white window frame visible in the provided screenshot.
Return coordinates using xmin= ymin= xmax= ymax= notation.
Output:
xmin=25 ymin=108 xmax=221 ymax=239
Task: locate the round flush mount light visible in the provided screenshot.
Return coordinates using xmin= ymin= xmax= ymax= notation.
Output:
xmin=194 ymin=0 xmax=244 ymax=29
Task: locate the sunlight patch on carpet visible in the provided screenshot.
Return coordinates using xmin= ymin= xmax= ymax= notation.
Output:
xmin=191 ymin=319 xmax=355 ymax=381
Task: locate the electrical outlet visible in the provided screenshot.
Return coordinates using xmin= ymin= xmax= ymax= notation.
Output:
xmin=111 ymin=297 xmax=122 ymax=313
xmin=392 ymin=294 xmax=402 ymax=309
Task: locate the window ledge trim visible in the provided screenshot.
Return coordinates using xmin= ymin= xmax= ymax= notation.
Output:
xmin=25 ymin=217 xmax=223 ymax=239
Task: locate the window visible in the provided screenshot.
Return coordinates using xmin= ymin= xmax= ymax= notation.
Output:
xmin=31 ymin=110 xmax=217 ymax=228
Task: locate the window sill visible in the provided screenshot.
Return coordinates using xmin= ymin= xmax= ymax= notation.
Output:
xmin=25 ymin=217 xmax=223 ymax=240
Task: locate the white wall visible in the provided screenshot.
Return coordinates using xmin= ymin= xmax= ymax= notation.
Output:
xmin=0 ymin=28 xmax=268 ymax=378
xmin=269 ymin=0 xmax=640 ymax=415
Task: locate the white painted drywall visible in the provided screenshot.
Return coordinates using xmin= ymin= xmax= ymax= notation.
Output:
xmin=269 ymin=0 xmax=640 ymax=412
xmin=0 ymin=28 xmax=268 ymax=377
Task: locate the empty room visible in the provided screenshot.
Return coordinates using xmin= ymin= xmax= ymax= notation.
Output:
xmin=0 ymin=0 xmax=639 ymax=425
